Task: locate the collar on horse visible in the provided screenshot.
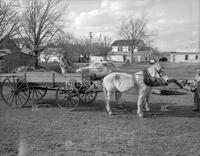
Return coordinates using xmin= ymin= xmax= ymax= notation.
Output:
xmin=143 ymin=68 xmax=166 ymax=87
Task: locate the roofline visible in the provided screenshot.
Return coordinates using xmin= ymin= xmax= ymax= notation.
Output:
xmin=171 ymin=52 xmax=200 ymax=55
xmin=0 ymin=51 xmax=35 ymax=57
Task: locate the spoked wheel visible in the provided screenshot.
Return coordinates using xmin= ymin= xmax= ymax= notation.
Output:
xmin=28 ymin=85 xmax=47 ymax=100
xmin=0 ymin=76 xmax=30 ymax=108
xmin=79 ymin=81 xmax=97 ymax=104
xmin=56 ymin=82 xmax=80 ymax=110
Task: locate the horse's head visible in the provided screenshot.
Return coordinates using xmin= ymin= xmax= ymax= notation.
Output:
xmin=148 ymin=62 xmax=169 ymax=84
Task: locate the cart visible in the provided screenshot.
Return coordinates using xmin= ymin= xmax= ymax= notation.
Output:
xmin=0 ymin=71 xmax=101 ymax=110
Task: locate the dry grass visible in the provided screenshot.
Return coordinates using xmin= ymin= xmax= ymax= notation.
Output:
xmin=1 ymin=62 xmax=200 ymax=156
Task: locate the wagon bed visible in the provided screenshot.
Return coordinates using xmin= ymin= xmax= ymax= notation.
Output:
xmin=0 ymin=71 xmax=100 ymax=110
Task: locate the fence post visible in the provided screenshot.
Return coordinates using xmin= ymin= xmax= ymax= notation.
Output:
xmin=24 ymin=71 xmax=27 ymax=81
xmin=52 ymin=72 xmax=55 ymax=88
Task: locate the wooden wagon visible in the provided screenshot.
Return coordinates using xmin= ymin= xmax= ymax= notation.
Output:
xmin=0 ymin=71 xmax=101 ymax=110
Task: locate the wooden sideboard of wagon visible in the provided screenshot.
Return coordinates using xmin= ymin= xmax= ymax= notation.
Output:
xmin=0 ymin=71 xmax=100 ymax=110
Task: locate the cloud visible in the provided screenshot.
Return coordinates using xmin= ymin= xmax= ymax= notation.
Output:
xmin=101 ymin=0 xmax=152 ymax=11
xmin=65 ymin=0 xmax=199 ymax=50
xmin=74 ymin=9 xmax=116 ymax=28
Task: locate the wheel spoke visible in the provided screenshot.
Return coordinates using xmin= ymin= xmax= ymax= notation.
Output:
xmin=32 ymin=90 xmax=35 ymax=99
xmin=34 ymin=90 xmax=39 ymax=99
xmin=7 ymin=92 xmax=14 ymax=100
xmin=14 ymin=95 xmax=18 ymax=107
xmin=57 ymin=98 xmax=66 ymax=102
xmin=88 ymin=93 xmax=95 ymax=98
xmin=16 ymin=94 xmax=23 ymax=105
xmin=37 ymin=89 xmax=43 ymax=96
xmin=10 ymin=94 xmax=15 ymax=106
xmin=16 ymin=80 xmax=23 ymax=90
xmin=18 ymin=92 xmax=27 ymax=100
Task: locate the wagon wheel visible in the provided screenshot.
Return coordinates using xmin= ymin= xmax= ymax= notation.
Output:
xmin=56 ymin=83 xmax=80 ymax=110
xmin=79 ymin=81 xmax=97 ymax=104
xmin=0 ymin=76 xmax=30 ymax=108
xmin=28 ymin=85 xmax=47 ymax=100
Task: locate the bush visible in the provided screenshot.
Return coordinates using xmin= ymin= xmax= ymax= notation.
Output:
xmin=159 ymin=57 xmax=168 ymax=62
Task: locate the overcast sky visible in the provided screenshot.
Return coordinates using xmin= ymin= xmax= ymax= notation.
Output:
xmin=64 ymin=0 xmax=199 ymax=51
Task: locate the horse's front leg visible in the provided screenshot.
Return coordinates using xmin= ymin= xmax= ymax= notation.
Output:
xmin=145 ymin=87 xmax=151 ymax=111
xmin=105 ymin=91 xmax=113 ymax=115
xmin=115 ymin=91 xmax=123 ymax=108
xmin=137 ymin=89 xmax=146 ymax=118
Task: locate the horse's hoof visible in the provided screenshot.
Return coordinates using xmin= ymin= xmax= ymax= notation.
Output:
xmin=138 ymin=113 xmax=144 ymax=118
xmin=109 ymin=112 xmax=113 ymax=115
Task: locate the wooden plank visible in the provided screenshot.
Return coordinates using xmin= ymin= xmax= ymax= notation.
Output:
xmin=0 ymin=72 xmax=82 ymax=84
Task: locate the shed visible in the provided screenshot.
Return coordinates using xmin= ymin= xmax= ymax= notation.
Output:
xmin=0 ymin=49 xmax=36 ymax=73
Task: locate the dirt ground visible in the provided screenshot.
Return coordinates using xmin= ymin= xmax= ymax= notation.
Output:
xmin=1 ymin=63 xmax=200 ymax=156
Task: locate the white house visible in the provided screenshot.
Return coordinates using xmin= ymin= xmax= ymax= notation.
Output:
xmin=170 ymin=49 xmax=200 ymax=63
xmin=107 ymin=39 xmax=156 ymax=63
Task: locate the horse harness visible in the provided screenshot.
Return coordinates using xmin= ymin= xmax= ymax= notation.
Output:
xmin=143 ymin=68 xmax=167 ymax=87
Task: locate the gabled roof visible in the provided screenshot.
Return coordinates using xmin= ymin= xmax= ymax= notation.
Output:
xmin=111 ymin=39 xmax=144 ymax=47
xmin=138 ymin=46 xmax=154 ymax=51
xmin=0 ymin=48 xmax=35 ymax=58
xmin=170 ymin=51 xmax=200 ymax=55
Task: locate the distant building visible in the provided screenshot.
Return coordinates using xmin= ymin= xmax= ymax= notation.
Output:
xmin=107 ymin=39 xmax=156 ymax=63
xmin=0 ymin=49 xmax=36 ymax=73
xmin=89 ymin=54 xmax=105 ymax=62
xmin=0 ymin=38 xmax=36 ymax=73
xmin=170 ymin=49 xmax=200 ymax=63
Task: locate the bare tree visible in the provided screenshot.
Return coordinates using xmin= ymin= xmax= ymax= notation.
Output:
xmin=98 ymin=34 xmax=112 ymax=57
xmin=56 ymin=33 xmax=78 ymax=64
xmin=76 ymin=37 xmax=92 ymax=60
xmin=0 ymin=0 xmax=19 ymax=45
xmin=18 ymin=0 xmax=67 ymax=68
xmin=42 ymin=49 xmax=54 ymax=65
xmin=118 ymin=13 xmax=157 ymax=62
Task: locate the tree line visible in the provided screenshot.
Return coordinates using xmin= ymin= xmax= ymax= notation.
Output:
xmin=0 ymin=0 xmax=156 ymax=68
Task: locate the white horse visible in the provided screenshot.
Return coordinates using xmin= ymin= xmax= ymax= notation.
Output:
xmin=102 ymin=62 xmax=169 ymax=118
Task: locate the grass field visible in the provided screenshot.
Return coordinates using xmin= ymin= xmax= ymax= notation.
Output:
xmin=1 ymin=62 xmax=200 ymax=156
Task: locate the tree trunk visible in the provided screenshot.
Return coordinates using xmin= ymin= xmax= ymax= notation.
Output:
xmin=131 ymin=49 xmax=135 ymax=63
xmin=34 ymin=53 xmax=39 ymax=69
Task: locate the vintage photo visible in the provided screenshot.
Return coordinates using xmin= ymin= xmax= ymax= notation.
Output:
xmin=0 ymin=0 xmax=199 ymax=155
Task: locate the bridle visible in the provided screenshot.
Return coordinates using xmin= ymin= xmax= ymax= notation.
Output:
xmin=154 ymin=65 xmax=168 ymax=84
xmin=143 ymin=64 xmax=168 ymax=87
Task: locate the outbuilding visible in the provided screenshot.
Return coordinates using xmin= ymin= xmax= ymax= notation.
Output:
xmin=0 ymin=49 xmax=36 ymax=73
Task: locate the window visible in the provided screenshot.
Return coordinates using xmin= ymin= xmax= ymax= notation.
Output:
xmin=118 ymin=46 xmax=122 ymax=51
xmin=0 ymin=60 xmax=5 ymax=72
xmin=185 ymin=55 xmax=188 ymax=60
xmin=195 ymin=55 xmax=198 ymax=60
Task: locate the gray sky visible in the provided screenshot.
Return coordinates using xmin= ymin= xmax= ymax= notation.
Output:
xmin=64 ymin=0 xmax=199 ymax=51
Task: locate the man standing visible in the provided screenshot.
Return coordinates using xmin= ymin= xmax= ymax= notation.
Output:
xmin=183 ymin=68 xmax=200 ymax=111
xmin=192 ymin=69 xmax=200 ymax=111
xmin=60 ymin=54 xmax=68 ymax=74
xmin=191 ymin=82 xmax=200 ymax=111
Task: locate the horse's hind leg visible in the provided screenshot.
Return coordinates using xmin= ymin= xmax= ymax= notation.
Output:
xmin=106 ymin=91 xmax=113 ymax=115
xmin=103 ymin=86 xmax=113 ymax=115
xmin=137 ymin=89 xmax=146 ymax=118
xmin=115 ymin=91 xmax=123 ymax=108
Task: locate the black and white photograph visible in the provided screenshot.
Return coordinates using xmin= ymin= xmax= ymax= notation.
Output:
xmin=0 ymin=0 xmax=200 ymax=155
